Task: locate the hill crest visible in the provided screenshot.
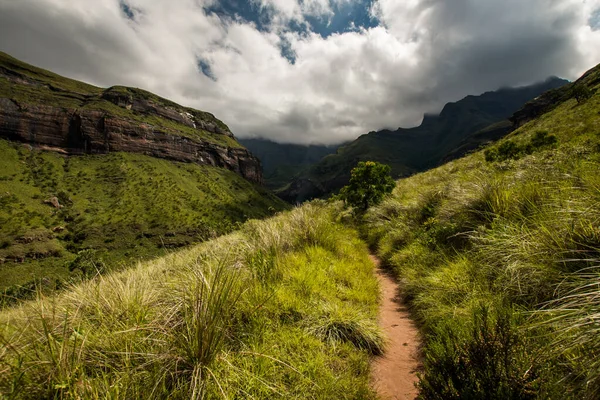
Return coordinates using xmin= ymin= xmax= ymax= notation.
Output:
xmin=0 ymin=52 xmax=262 ymax=183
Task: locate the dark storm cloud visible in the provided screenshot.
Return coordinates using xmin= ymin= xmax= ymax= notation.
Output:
xmin=368 ymin=0 xmax=595 ymax=125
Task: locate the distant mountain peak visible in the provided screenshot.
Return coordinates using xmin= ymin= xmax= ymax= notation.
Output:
xmin=278 ymin=74 xmax=571 ymax=203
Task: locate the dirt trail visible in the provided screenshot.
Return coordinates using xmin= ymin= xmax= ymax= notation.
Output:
xmin=370 ymin=254 xmax=421 ymax=400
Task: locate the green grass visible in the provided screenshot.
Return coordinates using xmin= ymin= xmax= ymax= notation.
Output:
xmin=361 ymin=74 xmax=600 ymax=398
xmin=0 ymin=202 xmax=382 ymax=399
xmin=0 ymin=52 xmax=100 ymax=96
xmin=0 ymin=139 xmax=287 ymax=303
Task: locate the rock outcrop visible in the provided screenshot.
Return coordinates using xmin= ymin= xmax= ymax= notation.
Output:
xmin=0 ymin=99 xmax=261 ymax=183
xmin=509 ymin=85 xmax=572 ymax=128
xmin=0 ymin=55 xmax=262 ymax=184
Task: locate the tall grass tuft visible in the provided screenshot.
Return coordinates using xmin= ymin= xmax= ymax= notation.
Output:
xmin=304 ymin=303 xmax=384 ymax=356
xmin=537 ymin=265 xmax=600 ymax=399
xmin=167 ymin=259 xmax=245 ymax=397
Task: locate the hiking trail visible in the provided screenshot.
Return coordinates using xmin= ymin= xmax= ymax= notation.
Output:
xmin=370 ymin=254 xmax=421 ymax=400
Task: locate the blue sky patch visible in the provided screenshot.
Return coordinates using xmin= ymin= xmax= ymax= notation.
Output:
xmin=197 ymin=58 xmax=217 ymax=81
xmin=204 ymin=0 xmax=378 ymax=65
xmin=278 ymin=35 xmax=297 ymax=64
xmin=305 ymin=0 xmax=379 ymax=37
xmin=590 ymin=8 xmax=600 ymax=31
xmin=119 ymin=1 xmax=138 ymax=21
xmin=204 ymin=0 xmax=379 ymax=37
xmin=205 ymin=0 xmax=272 ymax=32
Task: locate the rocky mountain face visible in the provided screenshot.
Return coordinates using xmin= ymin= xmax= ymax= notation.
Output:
xmin=278 ymin=77 xmax=569 ymax=202
xmin=0 ymin=52 xmax=262 ymax=183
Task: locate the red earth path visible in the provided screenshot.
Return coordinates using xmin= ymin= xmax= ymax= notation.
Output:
xmin=370 ymin=255 xmax=421 ymax=400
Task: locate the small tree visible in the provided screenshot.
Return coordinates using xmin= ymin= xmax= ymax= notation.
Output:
xmin=339 ymin=161 xmax=396 ymax=212
xmin=67 ymin=249 xmax=106 ymax=277
xmin=572 ymin=84 xmax=592 ymax=104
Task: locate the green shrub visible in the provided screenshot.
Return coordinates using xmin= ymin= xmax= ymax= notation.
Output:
xmin=67 ymin=249 xmax=106 ymax=277
xmin=418 ymin=305 xmax=538 ymax=400
xmin=485 ymin=140 xmax=521 ymax=162
xmin=525 ymin=131 xmax=557 ymax=154
xmin=572 ymin=84 xmax=593 ymax=104
xmin=485 ymin=132 xmax=557 ymax=162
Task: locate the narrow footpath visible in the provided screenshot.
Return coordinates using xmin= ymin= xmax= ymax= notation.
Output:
xmin=370 ymin=254 xmax=421 ymax=400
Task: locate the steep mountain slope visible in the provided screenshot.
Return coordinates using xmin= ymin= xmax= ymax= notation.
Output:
xmin=0 ymin=53 xmax=287 ymax=303
xmin=239 ymin=138 xmax=340 ymax=189
xmin=280 ymin=77 xmax=567 ymax=202
xmin=364 ymin=62 xmax=600 ymax=398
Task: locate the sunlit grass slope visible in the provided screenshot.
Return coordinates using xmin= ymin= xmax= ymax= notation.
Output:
xmin=364 ymin=72 xmax=600 ymax=398
xmin=0 ymin=139 xmax=287 ymax=303
xmin=0 ymin=202 xmax=383 ymax=399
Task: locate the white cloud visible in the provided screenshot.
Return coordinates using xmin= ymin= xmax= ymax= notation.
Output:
xmin=0 ymin=0 xmax=599 ymax=145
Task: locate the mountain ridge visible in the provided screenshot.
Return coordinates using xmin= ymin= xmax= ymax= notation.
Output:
xmin=0 ymin=51 xmax=263 ymax=183
xmin=278 ymin=76 xmax=569 ymax=202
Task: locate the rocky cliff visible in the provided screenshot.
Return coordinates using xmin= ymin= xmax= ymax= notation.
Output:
xmin=0 ymin=52 xmax=262 ymax=183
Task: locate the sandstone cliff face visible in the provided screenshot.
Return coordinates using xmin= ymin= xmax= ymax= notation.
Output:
xmin=0 ymin=66 xmax=262 ymax=184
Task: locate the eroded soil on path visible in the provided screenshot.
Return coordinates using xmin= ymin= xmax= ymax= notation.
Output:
xmin=370 ymin=255 xmax=421 ymax=400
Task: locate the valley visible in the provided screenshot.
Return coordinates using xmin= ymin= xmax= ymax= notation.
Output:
xmin=239 ymin=138 xmax=340 ymax=191
xmin=0 ymin=51 xmax=599 ymax=399
xmin=0 ymin=53 xmax=287 ymax=305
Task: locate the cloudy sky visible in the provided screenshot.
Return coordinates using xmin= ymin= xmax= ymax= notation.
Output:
xmin=1 ymin=0 xmax=599 ymax=145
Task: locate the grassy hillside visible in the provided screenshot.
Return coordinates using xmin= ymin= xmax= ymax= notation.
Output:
xmin=0 ymin=139 xmax=287 ymax=304
xmin=0 ymin=203 xmax=382 ymax=399
xmin=362 ymin=66 xmax=600 ymax=398
xmin=280 ymin=78 xmax=567 ymax=202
